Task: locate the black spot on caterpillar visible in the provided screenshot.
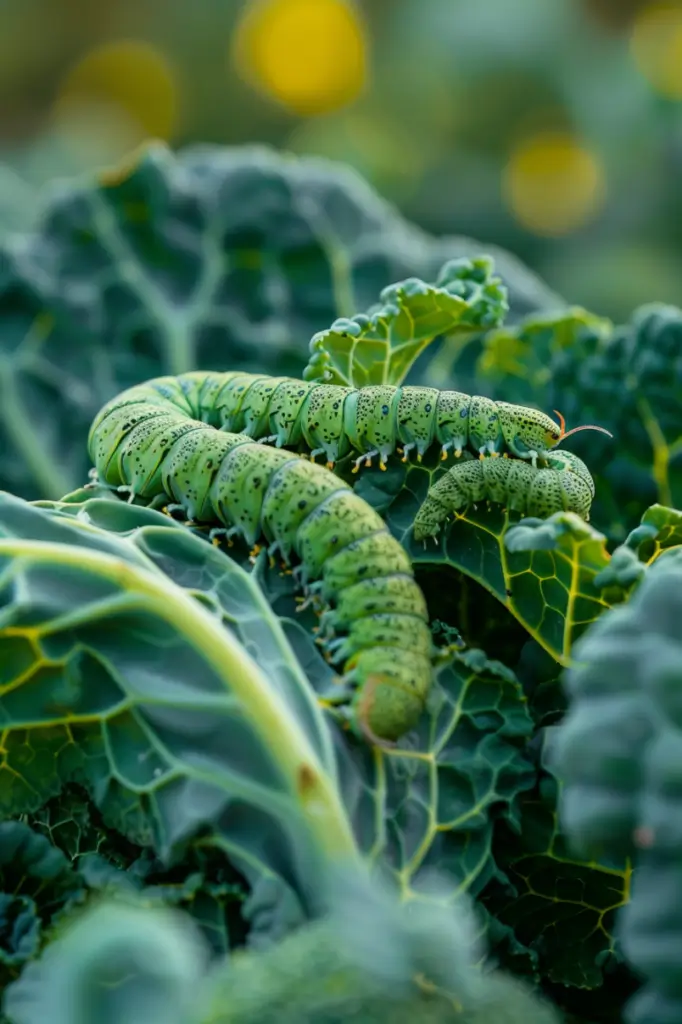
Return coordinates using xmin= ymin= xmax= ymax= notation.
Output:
xmin=102 ymin=371 xmax=611 ymax=472
xmin=413 ymin=450 xmax=596 ymax=541
xmin=87 ymin=384 xmax=435 ymax=744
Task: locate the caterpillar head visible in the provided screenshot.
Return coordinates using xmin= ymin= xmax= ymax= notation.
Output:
xmin=496 ymin=403 xmax=612 ymax=460
xmin=548 ymin=410 xmax=613 ymax=460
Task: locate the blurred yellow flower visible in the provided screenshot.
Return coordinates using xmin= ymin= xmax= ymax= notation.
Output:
xmin=232 ymin=0 xmax=367 ymax=116
xmin=631 ymin=3 xmax=682 ymax=100
xmin=53 ymin=40 xmax=179 ymax=146
xmin=503 ymin=132 xmax=606 ymax=237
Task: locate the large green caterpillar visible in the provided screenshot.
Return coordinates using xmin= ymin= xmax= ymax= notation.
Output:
xmin=413 ymin=449 xmax=595 ymax=541
xmin=87 ymin=380 xmax=435 ymax=744
xmin=109 ymin=370 xmax=611 ymax=471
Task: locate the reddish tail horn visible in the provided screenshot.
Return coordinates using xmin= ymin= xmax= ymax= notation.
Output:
xmin=553 ymin=409 xmax=614 ymax=442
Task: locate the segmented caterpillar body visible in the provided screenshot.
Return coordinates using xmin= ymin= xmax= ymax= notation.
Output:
xmin=413 ymin=450 xmax=595 ymax=541
xmin=98 ymin=371 xmax=611 ymax=472
xmin=87 ymin=384 xmax=434 ymax=743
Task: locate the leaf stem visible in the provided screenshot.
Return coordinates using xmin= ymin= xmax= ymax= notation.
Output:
xmin=0 ymin=365 xmax=69 ymax=498
xmin=0 ymin=539 xmax=360 ymax=866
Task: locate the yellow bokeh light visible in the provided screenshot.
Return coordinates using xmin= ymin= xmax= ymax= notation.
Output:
xmin=232 ymin=0 xmax=367 ymax=116
xmin=53 ymin=40 xmax=179 ymax=145
xmin=631 ymin=3 xmax=682 ymax=100
xmin=502 ymin=132 xmax=606 ymax=238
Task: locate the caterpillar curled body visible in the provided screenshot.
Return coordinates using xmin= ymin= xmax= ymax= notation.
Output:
xmin=87 ymin=382 xmax=435 ymax=743
xmin=96 ymin=371 xmax=612 ymax=473
xmin=413 ymin=450 xmax=595 ymax=541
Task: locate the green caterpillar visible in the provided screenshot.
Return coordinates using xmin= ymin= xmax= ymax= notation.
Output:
xmin=87 ymin=380 xmax=435 ymax=744
xmin=413 ymin=450 xmax=595 ymax=541
xmin=108 ymin=370 xmax=611 ymax=471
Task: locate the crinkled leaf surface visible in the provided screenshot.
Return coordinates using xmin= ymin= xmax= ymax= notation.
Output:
xmin=592 ymin=504 xmax=682 ymax=595
xmin=0 ymin=492 xmax=358 ymax=920
xmin=42 ymin=490 xmax=541 ymax=952
xmin=473 ymin=305 xmax=682 ymax=542
xmin=476 ymin=308 xmax=613 ymax=407
xmin=24 ymin=786 xmax=247 ymax=958
xmin=0 ymin=821 xmax=80 ymax=913
xmin=552 ymin=554 xmax=682 ymax=1024
xmin=0 ymin=896 xmax=39 ymax=973
xmin=0 ymin=142 xmax=556 ymax=502
xmin=350 ymin=454 xmax=614 ymax=665
xmin=0 ymin=821 xmax=83 ymax=977
xmin=333 ymin=649 xmax=535 ymax=905
xmin=302 ymin=256 xmax=508 ymax=387
xmin=482 ymin=738 xmax=631 ymax=991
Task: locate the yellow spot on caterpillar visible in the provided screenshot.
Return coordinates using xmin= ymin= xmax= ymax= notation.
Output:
xmin=491 ymin=451 xmax=500 ymax=458
xmin=417 ymin=453 xmax=423 ymax=463
xmin=326 ymin=461 xmax=335 ymax=469
xmin=379 ymin=460 xmax=387 ymax=471
xmin=454 ymin=448 xmax=462 ymax=458
xmin=249 ymin=544 xmax=263 ymax=560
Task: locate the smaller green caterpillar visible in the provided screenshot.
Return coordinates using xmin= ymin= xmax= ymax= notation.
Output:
xmin=413 ymin=450 xmax=595 ymax=541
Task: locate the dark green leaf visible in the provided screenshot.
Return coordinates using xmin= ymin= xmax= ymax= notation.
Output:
xmin=476 ymin=308 xmax=612 ymax=406
xmin=483 ymin=742 xmax=630 ymax=990
xmin=335 ymin=650 xmax=534 ymax=903
xmin=474 ymin=303 xmax=682 ymax=542
xmin=350 ymin=452 xmax=614 ymax=665
xmin=0 ymin=144 xmax=557 ymax=502
xmin=552 ymin=554 xmax=682 ymax=1023
xmin=0 ymin=492 xmax=358 ymax=919
xmin=0 ymin=896 xmax=39 ymax=970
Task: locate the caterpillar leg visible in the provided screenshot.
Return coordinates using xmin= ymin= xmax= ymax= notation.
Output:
xmin=266 ymin=538 xmax=292 ymax=565
xmin=164 ymin=501 xmax=190 ymax=517
xmin=440 ymin=442 xmax=463 ymax=461
xmin=399 ymin=442 xmax=424 ymax=464
xmin=208 ymin=525 xmax=241 ymax=546
xmin=351 ymin=451 xmax=379 ymax=473
xmin=291 ymin=564 xmax=310 ymax=588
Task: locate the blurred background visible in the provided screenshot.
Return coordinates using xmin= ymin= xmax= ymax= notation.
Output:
xmin=1 ymin=0 xmax=681 ymax=321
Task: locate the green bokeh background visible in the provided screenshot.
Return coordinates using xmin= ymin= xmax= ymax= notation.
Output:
xmin=1 ymin=0 xmax=681 ymax=323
